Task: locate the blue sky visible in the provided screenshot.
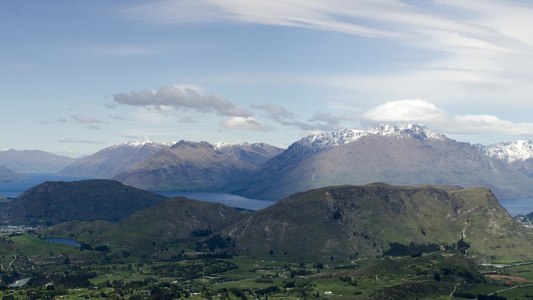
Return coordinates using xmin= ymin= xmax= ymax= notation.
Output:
xmin=4 ymin=0 xmax=533 ymax=157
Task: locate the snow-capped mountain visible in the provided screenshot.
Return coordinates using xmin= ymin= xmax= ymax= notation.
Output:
xmin=297 ymin=123 xmax=447 ymax=153
xmin=230 ymin=123 xmax=533 ymax=201
xmin=476 ymin=140 xmax=533 ymax=163
xmin=476 ymin=140 xmax=533 ymax=178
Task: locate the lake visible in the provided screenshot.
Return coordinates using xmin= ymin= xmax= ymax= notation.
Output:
xmin=0 ymin=173 xmax=89 ymax=198
xmin=0 ymin=174 xmax=275 ymax=210
xmin=1 ymin=174 xmax=533 ymax=214
xmin=157 ymin=191 xmax=276 ymax=211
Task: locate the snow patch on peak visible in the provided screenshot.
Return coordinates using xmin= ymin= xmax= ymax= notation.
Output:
xmin=373 ymin=123 xmax=446 ymax=140
xmin=478 ymin=140 xmax=533 ymax=162
xmin=113 ymin=139 xmax=173 ymax=149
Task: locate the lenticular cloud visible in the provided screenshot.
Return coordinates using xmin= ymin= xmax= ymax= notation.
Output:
xmin=363 ymin=99 xmax=448 ymax=122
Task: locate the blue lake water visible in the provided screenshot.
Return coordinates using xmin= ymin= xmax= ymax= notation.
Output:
xmin=1 ymin=174 xmax=533 ymax=214
xmin=498 ymin=198 xmax=533 ymax=216
xmin=157 ymin=191 xmax=276 ymax=211
xmin=0 ymin=173 xmax=89 ymax=198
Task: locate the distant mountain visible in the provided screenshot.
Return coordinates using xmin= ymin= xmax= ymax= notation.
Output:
xmin=0 ymin=149 xmax=76 ymax=173
xmin=476 ymin=140 xmax=533 ymax=177
xmin=230 ymin=124 xmax=533 ymax=200
xmin=113 ymin=140 xmax=282 ymax=192
xmin=58 ymin=140 xmax=173 ymax=178
xmin=0 ymin=179 xmax=167 ymax=224
xmin=223 ymin=184 xmax=533 ymax=260
xmin=0 ymin=165 xmax=26 ymax=182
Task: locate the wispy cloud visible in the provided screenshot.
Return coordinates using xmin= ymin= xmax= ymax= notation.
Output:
xmin=57 ymin=138 xmax=107 ymax=144
xmin=86 ymin=125 xmax=101 ymax=130
xmin=179 ymin=116 xmax=196 ymax=123
xmin=252 ymin=104 xmax=295 ymax=122
xmin=220 ymin=117 xmax=271 ymax=131
xmin=71 ymin=115 xmax=102 ymax=124
xmin=122 ymin=0 xmax=533 ymax=110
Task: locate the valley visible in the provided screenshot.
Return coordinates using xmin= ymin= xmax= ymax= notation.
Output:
xmin=1 ymin=124 xmax=533 ymax=298
xmin=1 ymin=233 xmax=533 ymax=299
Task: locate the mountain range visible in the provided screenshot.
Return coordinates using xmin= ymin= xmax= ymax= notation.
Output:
xmin=7 ymin=123 xmax=533 ymax=201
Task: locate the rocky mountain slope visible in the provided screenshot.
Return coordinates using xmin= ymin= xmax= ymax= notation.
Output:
xmin=231 ymin=124 xmax=533 ymax=200
xmin=58 ymin=140 xmax=172 ymax=179
xmin=223 ymin=184 xmax=533 ymax=260
xmin=0 ymin=149 xmax=76 ymax=173
xmin=0 ymin=180 xmax=167 ymax=224
xmin=113 ymin=140 xmax=282 ymax=191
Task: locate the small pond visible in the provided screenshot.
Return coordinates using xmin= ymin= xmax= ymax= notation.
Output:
xmin=42 ymin=237 xmax=81 ymax=247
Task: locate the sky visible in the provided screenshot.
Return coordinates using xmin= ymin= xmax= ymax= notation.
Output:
xmin=4 ymin=0 xmax=533 ymax=157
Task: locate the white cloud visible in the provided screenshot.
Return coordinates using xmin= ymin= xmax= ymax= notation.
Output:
xmin=114 ymin=84 xmax=252 ymax=117
xmin=360 ymin=99 xmax=533 ymax=138
xmin=220 ymin=117 xmax=271 ymax=131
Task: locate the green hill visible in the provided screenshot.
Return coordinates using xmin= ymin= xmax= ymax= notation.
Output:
xmin=0 ymin=179 xmax=167 ymax=224
xmin=223 ymin=184 xmax=533 ymax=260
xmin=42 ymin=196 xmax=248 ymax=256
